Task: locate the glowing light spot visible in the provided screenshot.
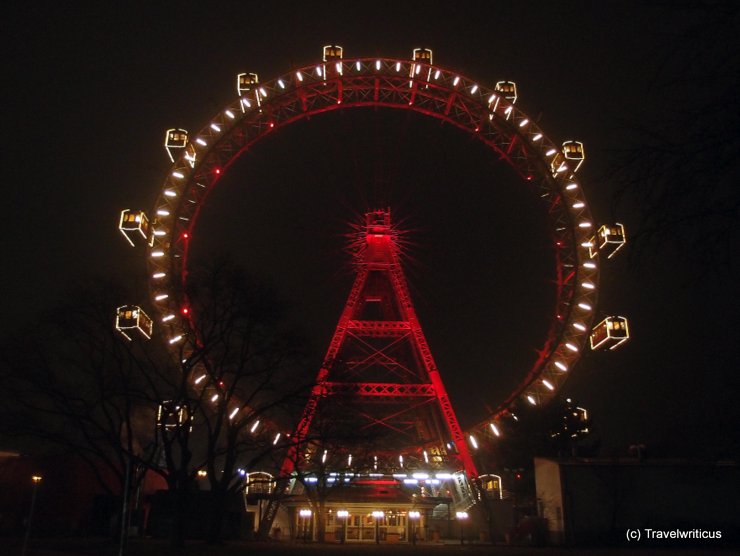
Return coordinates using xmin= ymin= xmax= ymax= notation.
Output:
xmin=153 ymin=272 xmax=166 ymax=279
xmin=225 ymin=110 xmax=235 ymax=119
xmin=578 ymin=302 xmax=592 ymax=311
xmin=229 ymin=408 xmax=239 ymax=420
xmin=194 ymin=374 xmax=206 ymax=384
xmin=296 ymin=71 xmax=303 ymax=82
xmin=565 ymin=343 xmax=579 ymax=352
xmin=546 ymin=148 xmax=557 ymax=156
xmin=573 ymin=202 xmax=585 ymax=209
xmin=164 ymin=190 xmax=177 ymax=197
xmin=169 ymin=335 xmax=183 ymax=344
xmin=172 ymin=171 xmax=184 ymax=179
xmin=162 ymin=314 xmax=175 ymax=322
xmin=490 ymin=423 xmax=501 ymax=436
xmin=527 ymin=395 xmax=537 ymax=405
xmin=155 ymin=294 xmax=168 ymax=301
xmin=210 ymin=123 xmax=221 ymax=133
xmin=470 ymin=84 xmax=478 ymax=94
xmin=375 ymin=60 xmax=381 ymax=70
xmin=469 ymin=435 xmax=479 ymax=449
xmin=277 ymin=79 xmax=285 ymax=89
xmin=573 ymin=322 xmax=587 ymax=331
xmin=555 ymin=361 xmax=568 ymax=371
xmin=532 ymin=133 xmax=542 ymax=141
xmin=395 ymin=62 xmax=401 ymax=72
xmin=151 ymin=250 xmax=165 ymax=257
xmin=566 ymin=183 xmax=578 ymax=190
xmin=583 ymin=262 xmax=597 ymax=269
xmin=543 ymin=379 xmax=555 ymax=390
xmin=453 ymin=76 xmax=460 ymax=86
xmin=196 ymin=138 xmax=207 ymax=146
xmin=519 ymin=118 xmax=529 ymax=127
xmin=579 ymin=222 xmax=592 ymax=228
xmin=434 ymin=70 xmax=441 ymax=79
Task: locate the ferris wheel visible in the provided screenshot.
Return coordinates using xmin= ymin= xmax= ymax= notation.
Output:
xmin=117 ymin=45 xmax=629 ymax=450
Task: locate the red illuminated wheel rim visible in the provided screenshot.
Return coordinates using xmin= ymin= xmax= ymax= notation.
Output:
xmin=147 ymin=52 xmax=599 ymax=441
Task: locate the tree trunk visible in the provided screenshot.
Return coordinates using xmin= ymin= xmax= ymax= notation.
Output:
xmin=206 ymin=488 xmax=227 ymax=544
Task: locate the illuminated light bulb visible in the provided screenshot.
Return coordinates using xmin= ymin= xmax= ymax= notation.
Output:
xmin=399 ymin=455 xmax=404 ymax=466
xmin=151 ymin=250 xmax=165 ymax=257
xmin=434 ymin=69 xmax=441 ymax=79
xmin=295 ymin=71 xmax=303 ymax=82
xmin=573 ymin=322 xmax=587 ymax=331
xmin=322 ymin=449 xmax=327 ymax=463
xmin=469 ymin=435 xmax=479 ymax=449
xmin=582 ymin=282 xmax=595 ymax=290
xmin=583 ymin=262 xmax=597 ymax=269
xmin=519 ymin=118 xmax=529 ymax=127
xmin=453 ymin=76 xmax=460 ymax=86
xmin=211 ymin=394 xmax=219 ymax=403
xmin=210 ymin=123 xmax=221 ymax=132
xmin=229 ymin=408 xmax=239 ymax=420
xmin=250 ymin=420 xmax=260 ymax=433
xmin=490 ymin=423 xmax=501 ymax=437
xmin=375 ymin=60 xmax=381 ymax=70
xmin=348 ymin=454 xmax=353 ymax=466
xmin=527 ymin=395 xmax=537 ymax=405
xmin=572 ymin=202 xmax=585 ymax=209
xmin=565 ymin=343 xmax=579 ymax=352
xmin=155 ymin=294 xmax=168 ymax=301
xmin=162 ymin=314 xmax=175 ymax=322
xmin=488 ymin=93 xmax=497 ymax=104
xmin=415 ymin=64 xmax=421 ymax=75
xmin=169 ymin=335 xmax=183 ymax=344
xmin=316 ymin=66 xmax=323 ymax=77
xmin=225 ymin=110 xmax=235 ymax=119
xmin=164 ymin=190 xmax=177 ymax=198
xmin=579 ymin=222 xmax=592 ymax=228
xmin=156 ymin=209 xmax=170 ymax=216
xmin=277 ymin=79 xmax=285 ymax=89
xmin=395 ymin=62 xmax=401 ymax=72
xmin=172 ymin=171 xmax=185 ymax=179
xmin=543 ymin=379 xmax=555 ymax=391
xmin=153 ymin=272 xmax=166 ymax=279
xmin=556 ymin=163 xmax=568 ymax=173
xmin=194 ymin=374 xmax=206 ymax=384
xmin=423 ymin=450 xmax=429 ymax=463
xmin=532 ymin=133 xmax=542 ymax=141
xmin=241 ymin=98 xmax=252 ymax=108
xmin=470 ymin=84 xmax=478 ymax=94
xmin=578 ymin=302 xmax=592 ymax=311
xmin=335 ymin=62 xmax=342 ymax=73
xmin=196 ymin=138 xmax=207 ymax=146
xmin=546 ymin=148 xmax=557 ymax=156
xmin=554 ymin=361 xmax=568 ymax=371
xmin=566 ymin=183 xmax=578 ymax=190
xmin=356 ymin=61 xmax=361 ymax=71
xmin=505 ymin=106 xmax=513 ymax=114
xmin=581 ymin=241 xmax=594 ymax=248
xmin=259 ymin=87 xmax=267 ymax=97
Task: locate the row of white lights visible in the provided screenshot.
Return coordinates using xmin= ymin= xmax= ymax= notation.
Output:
xmin=149 ymin=50 xmax=598 ymax=450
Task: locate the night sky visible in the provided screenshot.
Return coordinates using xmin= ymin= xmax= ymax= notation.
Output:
xmin=3 ymin=2 xmax=738 ymax=458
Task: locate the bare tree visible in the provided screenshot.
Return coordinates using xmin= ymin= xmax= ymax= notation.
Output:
xmin=611 ymin=2 xmax=740 ymax=271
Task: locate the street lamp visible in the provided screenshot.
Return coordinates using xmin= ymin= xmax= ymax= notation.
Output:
xmin=336 ymin=510 xmax=349 ymax=543
xmin=299 ymin=509 xmax=312 ymax=543
xmin=408 ymin=510 xmax=421 ymax=545
xmin=372 ymin=510 xmax=385 ymax=544
xmin=21 ymin=475 xmax=43 ymax=556
xmin=455 ymin=511 xmax=469 ymax=545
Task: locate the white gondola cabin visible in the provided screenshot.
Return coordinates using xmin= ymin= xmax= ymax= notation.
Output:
xmin=157 ymin=401 xmax=189 ymax=430
xmin=164 ymin=128 xmax=188 ymax=162
xmin=413 ymin=47 xmax=433 ymax=65
xmin=495 ymin=81 xmax=517 ymax=103
xmin=323 ymin=45 xmax=343 ymax=61
xmin=237 ymin=72 xmax=259 ymax=95
xmin=590 ymin=316 xmax=630 ymax=351
xmin=589 ymin=223 xmax=627 ymax=259
xmin=115 ymin=305 xmax=153 ymax=341
xmin=562 ymin=141 xmax=585 ymax=172
xmin=118 ymin=210 xmax=152 ymax=247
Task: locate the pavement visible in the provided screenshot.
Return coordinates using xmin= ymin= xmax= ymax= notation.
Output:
xmin=4 ymin=537 xmax=738 ymax=556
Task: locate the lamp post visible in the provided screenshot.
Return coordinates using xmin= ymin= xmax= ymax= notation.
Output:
xmin=408 ymin=510 xmax=421 ymax=546
xmin=455 ymin=511 xmax=469 ymax=545
xmin=372 ymin=510 xmax=384 ymax=544
xmin=299 ymin=509 xmax=312 ymax=543
xmin=336 ymin=510 xmax=348 ymax=543
xmin=21 ymin=475 xmax=42 ymax=556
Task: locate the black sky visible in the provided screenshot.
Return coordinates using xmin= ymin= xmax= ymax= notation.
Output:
xmin=2 ymin=1 xmax=738 ymax=457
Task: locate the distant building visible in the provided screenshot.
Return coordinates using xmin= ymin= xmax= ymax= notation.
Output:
xmin=535 ymin=457 xmax=739 ymax=546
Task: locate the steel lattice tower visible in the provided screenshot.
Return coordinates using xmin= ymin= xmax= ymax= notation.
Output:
xmin=287 ymin=209 xmax=478 ymax=478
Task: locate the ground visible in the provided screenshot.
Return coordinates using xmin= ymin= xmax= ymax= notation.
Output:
xmin=4 ymin=537 xmax=736 ymax=556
